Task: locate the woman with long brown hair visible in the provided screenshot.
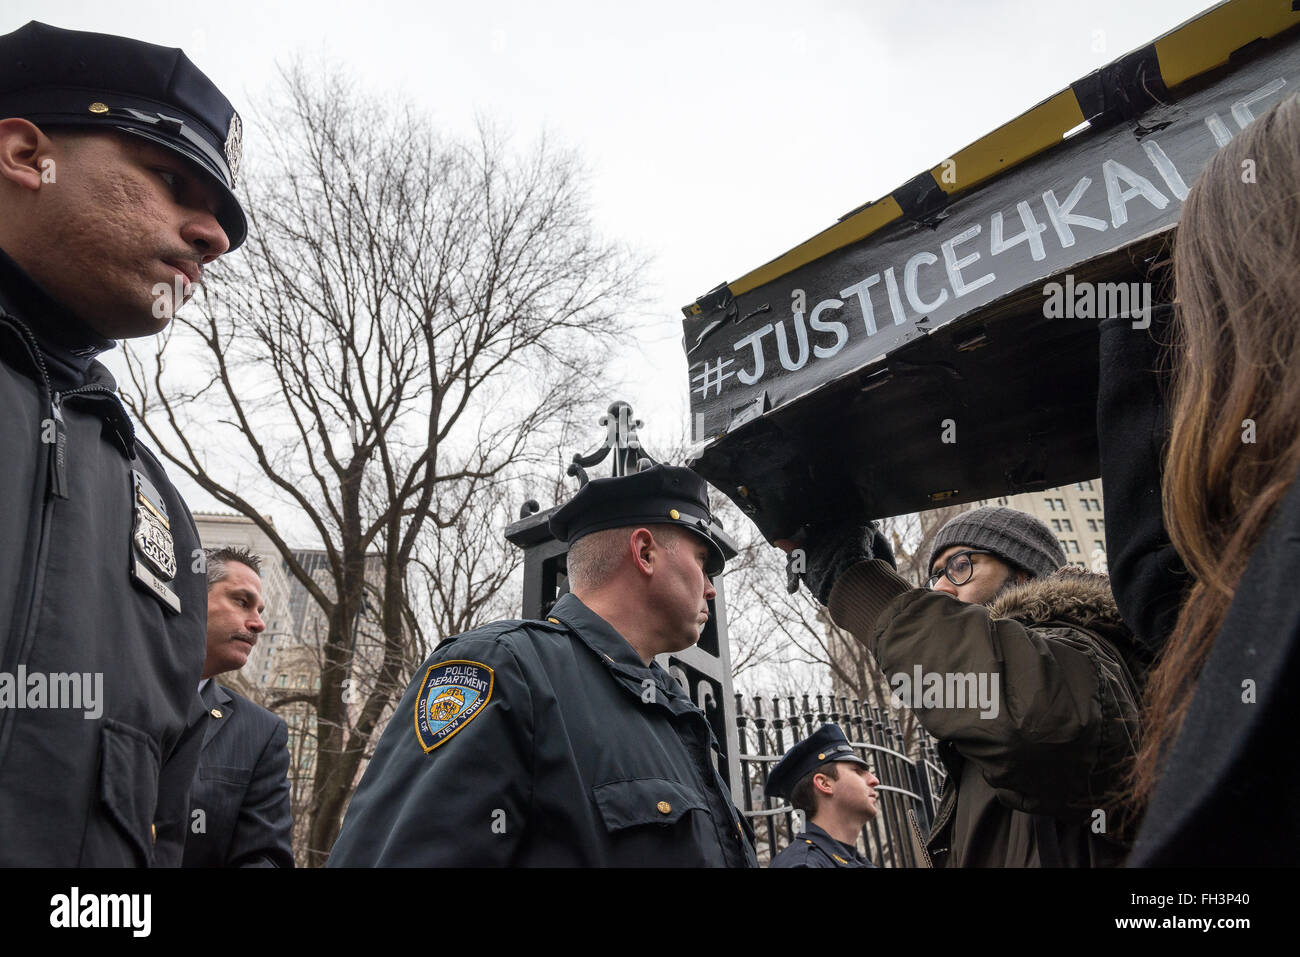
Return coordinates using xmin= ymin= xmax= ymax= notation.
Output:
xmin=1100 ymin=92 xmax=1300 ymax=865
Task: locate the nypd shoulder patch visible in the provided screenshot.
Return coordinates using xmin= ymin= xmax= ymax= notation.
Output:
xmin=414 ymin=659 xmax=494 ymax=753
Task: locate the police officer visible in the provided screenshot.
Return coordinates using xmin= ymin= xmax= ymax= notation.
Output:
xmin=0 ymin=22 xmax=245 ymax=865
xmin=328 ymin=464 xmax=757 ymax=867
xmin=765 ymin=724 xmax=879 ymax=868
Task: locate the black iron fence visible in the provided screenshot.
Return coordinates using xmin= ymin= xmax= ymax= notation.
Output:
xmin=734 ymin=693 xmax=946 ymax=867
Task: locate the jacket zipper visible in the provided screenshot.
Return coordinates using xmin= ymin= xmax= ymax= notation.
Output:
xmin=0 ymin=315 xmax=63 ymax=769
xmin=907 ymin=808 xmax=935 ymax=868
xmin=50 ymin=382 xmax=133 ymax=500
xmin=48 ymin=391 xmax=69 ymax=499
xmin=923 ymin=751 xmax=959 ymax=861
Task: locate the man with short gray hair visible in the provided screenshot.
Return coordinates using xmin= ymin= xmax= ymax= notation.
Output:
xmin=330 ymin=464 xmax=756 ymax=867
xmin=183 ymin=546 xmax=293 ymax=868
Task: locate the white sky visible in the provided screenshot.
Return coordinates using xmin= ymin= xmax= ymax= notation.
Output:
xmin=12 ymin=0 xmax=1214 ymax=527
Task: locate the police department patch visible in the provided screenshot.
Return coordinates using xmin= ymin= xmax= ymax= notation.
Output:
xmin=414 ymin=660 xmax=494 ymax=753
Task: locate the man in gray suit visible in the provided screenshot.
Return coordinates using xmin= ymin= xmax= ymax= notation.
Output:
xmin=184 ymin=546 xmax=294 ymax=868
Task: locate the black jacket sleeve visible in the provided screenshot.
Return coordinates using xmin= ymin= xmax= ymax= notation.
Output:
xmin=1096 ymin=308 xmax=1188 ymax=665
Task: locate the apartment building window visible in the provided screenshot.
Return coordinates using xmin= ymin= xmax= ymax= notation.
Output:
xmin=1068 ymin=540 xmax=1080 ymax=553
xmin=1045 ymin=499 xmax=1056 ymax=511
xmin=1062 ymin=519 xmax=1073 ymax=532
xmin=1080 ymin=499 xmax=1090 ymax=511
xmin=1051 ymin=519 xmax=1062 ymax=531
xmin=997 ymin=497 xmax=1008 ymax=506
xmin=1059 ymin=539 xmax=1069 ymax=553
xmin=1087 ymin=519 xmax=1097 ymax=532
xmin=1056 ymin=498 xmax=1065 ymax=510
xmin=1090 ymin=498 xmax=1100 ymax=510
xmin=277 ymin=674 xmax=287 ymax=687
xmin=1076 ymin=480 xmax=1094 ymax=491
xmin=1095 ymin=540 xmax=1105 ymax=552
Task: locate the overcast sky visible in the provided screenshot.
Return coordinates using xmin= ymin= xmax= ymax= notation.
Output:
xmin=13 ymin=0 xmax=1214 ymax=528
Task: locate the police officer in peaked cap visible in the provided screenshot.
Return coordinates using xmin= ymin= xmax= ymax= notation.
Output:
xmin=330 ymin=463 xmax=758 ymax=866
xmin=0 ymin=22 xmax=246 ymax=865
xmin=766 ymin=724 xmax=880 ymax=868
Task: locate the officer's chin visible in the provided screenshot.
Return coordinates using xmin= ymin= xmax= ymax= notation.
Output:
xmin=93 ymin=302 xmax=177 ymax=340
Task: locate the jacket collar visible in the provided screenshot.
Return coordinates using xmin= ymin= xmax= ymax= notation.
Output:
xmin=0 ymin=245 xmax=116 ymax=389
xmin=802 ymin=821 xmax=868 ymax=865
xmin=546 ymin=593 xmax=707 ymax=720
xmin=547 ymin=592 xmax=652 ymax=672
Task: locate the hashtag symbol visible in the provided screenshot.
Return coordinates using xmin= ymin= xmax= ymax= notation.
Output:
xmin=692 ymin=357 xmax=735 ymax=398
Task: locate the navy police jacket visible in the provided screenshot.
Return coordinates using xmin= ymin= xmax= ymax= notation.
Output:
xmin=0 ymin=251 xmax=207 ymax=866
xmin=329 ymin=593 xmax=757 ymax=867
xmin=769 ymin=822 xmax=875 ymax=868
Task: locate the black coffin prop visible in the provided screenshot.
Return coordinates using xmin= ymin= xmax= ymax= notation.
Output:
xmin=681 ymin=1 xmax=1300 ymax=540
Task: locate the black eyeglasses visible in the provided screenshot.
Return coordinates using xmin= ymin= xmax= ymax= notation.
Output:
xmin=926 ymin=550 xmax=992 ymax=589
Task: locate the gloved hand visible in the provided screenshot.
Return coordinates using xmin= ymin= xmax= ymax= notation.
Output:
xmin=781 ymin=522 xmax=896 ymax=604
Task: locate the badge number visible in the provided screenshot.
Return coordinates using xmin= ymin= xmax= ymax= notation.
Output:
xmin=129 ymin=469 xmax=181 ymax=614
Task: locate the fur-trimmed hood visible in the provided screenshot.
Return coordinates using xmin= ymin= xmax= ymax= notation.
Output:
xmin=988 ymin=566 xmax=1122 ymax=630
xmin=987 ymin=566 xmax=1148 ymax=675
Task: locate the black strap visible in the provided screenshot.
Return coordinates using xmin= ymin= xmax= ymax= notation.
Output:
xmin=1033 ymin=814 xmax=1064 ymax=868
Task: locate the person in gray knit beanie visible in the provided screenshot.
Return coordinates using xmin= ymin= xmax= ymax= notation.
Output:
xmin=928 ymin=506 xmax=1065 ymax=582
xmin=779 ymin=502 xmax=1137 ymax=869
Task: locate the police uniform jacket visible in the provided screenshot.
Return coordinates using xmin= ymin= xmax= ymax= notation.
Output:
xmin=0 ymin=249 xmax=207 ymax=866
xmin=329 ymin=593 xmax=757 ymax=867
xmin=769 ymin=822 xmax=874 ymax=868
xmin=183 ymin=682 xmax=294 ymax=868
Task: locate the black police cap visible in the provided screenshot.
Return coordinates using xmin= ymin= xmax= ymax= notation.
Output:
xmin=764 ymin=723 xmax=871 ymax=801
xmin=0 ymin=21 xmax=247 ymax=249
xmin=548 ymin=464 xmax=734 ymax=576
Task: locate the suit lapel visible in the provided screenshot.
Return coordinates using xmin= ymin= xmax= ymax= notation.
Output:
xmin=201 ymin=682 xmax=236 ymax=751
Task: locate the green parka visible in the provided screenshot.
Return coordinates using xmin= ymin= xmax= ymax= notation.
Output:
xmin=828 ymin=563 xmax=1142 ymax=867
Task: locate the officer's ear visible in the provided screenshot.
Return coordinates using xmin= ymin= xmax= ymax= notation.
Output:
xmin=630 ymin=527 xmax=657 ymax=576
xmin=0 ymin=118 xmax=50 ymax=193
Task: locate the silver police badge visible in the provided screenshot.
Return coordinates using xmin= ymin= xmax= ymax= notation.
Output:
xmin=224 ymin=110 xmax=243 ymax=188
xmin=130 ymin=470 xmax=181 ymax=614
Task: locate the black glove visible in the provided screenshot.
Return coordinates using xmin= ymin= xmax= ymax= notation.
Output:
xmin=785 ymin=522 xmax=896 ymax=604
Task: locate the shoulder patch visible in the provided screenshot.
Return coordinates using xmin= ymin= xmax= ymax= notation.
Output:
xmin=414 ymin=659 xmax=494 ymax=753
